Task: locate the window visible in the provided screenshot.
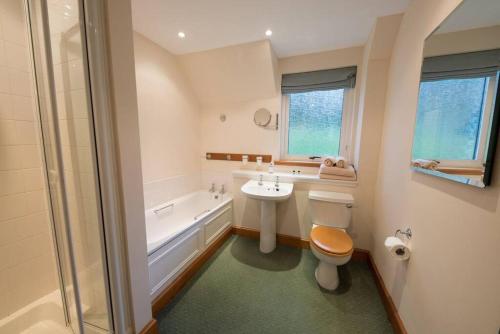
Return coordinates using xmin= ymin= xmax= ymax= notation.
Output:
xmin=282 ymin=89 xmax=352 ymax=159
xmin=280 ymin=66 xmax=357 ymax=161
xmin=412 ymin=76 xmax=496 ymax=165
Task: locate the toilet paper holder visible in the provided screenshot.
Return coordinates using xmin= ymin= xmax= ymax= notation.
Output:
xmin=395 ymin=227 xmax=412 ymax=240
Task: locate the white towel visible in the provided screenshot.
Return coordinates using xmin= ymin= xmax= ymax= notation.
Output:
xmin=319 ymin=173 xmax=357 ymax=181
xmin=323 ymin=156 xmax=336 ymax=167
xmin=319 ymin=164 xmax=356 ymax=178
xmin=323 ymin=156 xmax=347 ymax=168
xmin=411 ymin=159 xmax=439 ymax=170
xmin=335 ymin=156 xmax=346 ymax=168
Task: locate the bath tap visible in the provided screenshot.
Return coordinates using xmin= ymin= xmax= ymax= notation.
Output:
xmin=209 ymin=183 xmax=216 ymax=193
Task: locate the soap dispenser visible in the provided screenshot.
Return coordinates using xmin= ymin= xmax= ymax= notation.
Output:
xmin=269 ymin=161 xmax=275 ymax=174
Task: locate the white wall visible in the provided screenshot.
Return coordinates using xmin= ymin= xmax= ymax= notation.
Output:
xmin=279 ymin=46 xmax=364 ymax=74
xmin=372 ymin=0 xmax=500 ymax=333
xmin=105 ymin=1 xmax=152 ymax=332
xmin=134 ymin=32 xmax=202 ymax=209
xmin=424 ymin=25 xmax=500 ymax=56
xmin=354 ymin=14 xmax=403 ymax=251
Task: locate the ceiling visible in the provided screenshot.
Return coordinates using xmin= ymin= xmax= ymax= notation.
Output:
xmin=131 ymin=0 xmax=410 ymax=57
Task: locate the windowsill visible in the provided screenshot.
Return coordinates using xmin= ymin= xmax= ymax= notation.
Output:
xmin=274 ymin=160 xmax=322 ymax=167
xmin=232 ymin=169 xmax=358 ymax=187
xmin=435 ymin=167 xmax=484 ymax=175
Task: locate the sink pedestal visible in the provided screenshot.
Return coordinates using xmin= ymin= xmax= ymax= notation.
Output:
xmin=240 ymin=179 xmax=293 ymax=254
xmin=259 ymin=200 xmax=276 ymax=253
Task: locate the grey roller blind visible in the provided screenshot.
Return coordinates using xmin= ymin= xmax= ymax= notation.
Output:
xmin=281 ymin=66 xmax=357 ymax=94
xmin=421 ymin=49 xmax=500 ymax=82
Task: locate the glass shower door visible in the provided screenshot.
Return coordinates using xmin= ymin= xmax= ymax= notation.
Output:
xmin=26 ymin=0 xmax=113 ymax=332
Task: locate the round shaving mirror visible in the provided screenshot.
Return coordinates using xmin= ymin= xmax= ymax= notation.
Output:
xmin=254 ymin=108 xmax=272 ymax=127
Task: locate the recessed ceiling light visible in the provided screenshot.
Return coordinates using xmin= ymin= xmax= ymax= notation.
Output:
xmin=265 ymin=29 xmax=273 ymax=37
xmin=178 ymin=31 xmax=186 ymax=39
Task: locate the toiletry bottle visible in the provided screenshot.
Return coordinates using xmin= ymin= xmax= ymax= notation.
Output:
xmin=269 ymin=161 xmax=275 ymax=174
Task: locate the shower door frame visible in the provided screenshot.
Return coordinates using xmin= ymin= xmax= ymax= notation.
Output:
xmin=79 ymin=0 xmax=137 ymax=333
xmin=25 ymin=1 xmax=86 ymax=332
xmin=25 ymin=0 xmax=135 ymax=333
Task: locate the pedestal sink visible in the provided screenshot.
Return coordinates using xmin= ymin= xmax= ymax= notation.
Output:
xmin=241 ymin=178 xmax=294 ymax=253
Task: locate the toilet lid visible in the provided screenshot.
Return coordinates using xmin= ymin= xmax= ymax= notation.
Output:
xmin=310 ymin=226 xmax=353 ymax=256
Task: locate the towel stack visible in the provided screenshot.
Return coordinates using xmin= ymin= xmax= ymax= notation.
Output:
xmin=323 ymin=156 xmax=346 ymax=168
xmin=319 ymin=156 xmax=356 ymax=181
xmin=411 ymin=159 xmax=439 ymax=170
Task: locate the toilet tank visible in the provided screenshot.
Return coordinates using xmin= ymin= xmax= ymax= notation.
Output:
xmin=308 ymin=191 xmax=354 ymax=228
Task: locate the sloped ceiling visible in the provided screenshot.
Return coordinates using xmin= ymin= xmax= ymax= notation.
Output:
xmin=178 ymin=40 xmax=279 ymax=107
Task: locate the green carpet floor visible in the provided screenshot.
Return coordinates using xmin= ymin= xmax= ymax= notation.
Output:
xmin=157 ymin=236 xmax=394 ymax=334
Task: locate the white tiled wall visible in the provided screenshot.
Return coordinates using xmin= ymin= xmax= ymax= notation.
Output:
xmin=143 ymin=173 xmax=201 ymax=209
xmin=0 ymin=0 xmax=58 ymax=319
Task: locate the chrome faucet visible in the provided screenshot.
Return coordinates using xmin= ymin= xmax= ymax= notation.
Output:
xmin=258 ymin=174 xmax=264 ymax=186
xmin=219 ymin=184 xmax=225 ymax=195
xmin=209 ymin=183 xmax=216 ymax=193
xmin=274 ymin=176 xmax=280 ymax=188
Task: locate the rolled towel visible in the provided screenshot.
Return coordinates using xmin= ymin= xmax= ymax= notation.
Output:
xmin=319 ymin=173 xmax=357 ymax=181
xmin=335 ymin=156 xmax=346 ymax=168
xmin=411 ymin=159 xmax=439 ymax=170
xmin=323 ymin=156 xmax=336 ymax=167
xmin=319 ymin=164 xmax=356 ymax=178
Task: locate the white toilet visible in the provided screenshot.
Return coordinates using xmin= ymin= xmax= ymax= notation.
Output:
xmin=308 ymin=190 xmax=354 ymax=290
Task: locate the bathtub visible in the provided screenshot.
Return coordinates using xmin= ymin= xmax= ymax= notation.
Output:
xmin=146 ymin=190 xmax=233 ymax=298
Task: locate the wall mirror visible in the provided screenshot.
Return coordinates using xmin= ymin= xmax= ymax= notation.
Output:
xmin=411 ymin=0 xmax=500 ymax=188
xmin=254 ymin=108 xmax=272 ymax=127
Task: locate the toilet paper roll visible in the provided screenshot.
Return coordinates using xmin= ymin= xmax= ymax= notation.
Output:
xmin=384 ymin=236 xmax=411 ymax=261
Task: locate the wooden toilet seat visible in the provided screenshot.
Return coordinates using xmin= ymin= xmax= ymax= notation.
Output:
xmin=310 ymin=226 xmax=353 ymax=257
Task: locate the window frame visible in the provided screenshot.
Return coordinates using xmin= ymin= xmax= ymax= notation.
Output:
xmin=422 ymin=75 xmax=496 ymax=168
xmin=280 ymin=88 xmax=355 ymax=162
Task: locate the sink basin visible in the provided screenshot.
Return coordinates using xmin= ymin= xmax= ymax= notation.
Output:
xmin=241 ymin=180 xmax=293 ymax=201
xmin=241 ymin=179 xmax=294 ymax=253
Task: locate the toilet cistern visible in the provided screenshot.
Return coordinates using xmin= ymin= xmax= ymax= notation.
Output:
xmin=308 ymin=190 xmax=354 ymax=291
xmin=241 ymin=178 xmax=293 ymax=253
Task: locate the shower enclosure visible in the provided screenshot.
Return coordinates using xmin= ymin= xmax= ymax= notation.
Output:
xmin=0 ymin=0 xmax=131 ymax=333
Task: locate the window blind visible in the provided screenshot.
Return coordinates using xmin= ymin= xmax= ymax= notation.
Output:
xmin=281 ymin=66 xmax=357 ymax=94
xmin=421 ymin=49 xmax=500 ymax=82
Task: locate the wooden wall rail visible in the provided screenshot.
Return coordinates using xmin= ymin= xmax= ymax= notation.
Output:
xmin=205 ymin=152 xmax=272 ymax=163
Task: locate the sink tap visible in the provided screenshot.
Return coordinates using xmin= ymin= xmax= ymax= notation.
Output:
xmin=209 ymin=183 xmax=216 ymax=193
xmin=258 ymin=174 xmax=264 ymax=186
xmin=219 ymin=184 xmax=225 ymax=195
xmin=274 ymin=176 xmax=280 ymax=188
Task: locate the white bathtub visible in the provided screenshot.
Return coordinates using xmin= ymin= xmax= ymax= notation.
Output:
xmin=145 ymin=190 xmax=233 ymax=298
